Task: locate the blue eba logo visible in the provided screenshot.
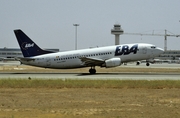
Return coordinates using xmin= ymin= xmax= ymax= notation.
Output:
xmin=21 ymin=42 xmax=34 ymax=50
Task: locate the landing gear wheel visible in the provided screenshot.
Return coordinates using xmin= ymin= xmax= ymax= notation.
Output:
xmin=146 ymin=63 xmax=150 ymax=66
xmin=136 ymin=61 xmax=140 ymax=65
xmin=89 ymin=68 xmax=96 ymax=74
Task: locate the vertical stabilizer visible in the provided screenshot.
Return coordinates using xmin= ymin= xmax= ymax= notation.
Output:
xmin=14 ymin=29 xmax=53 ymax=57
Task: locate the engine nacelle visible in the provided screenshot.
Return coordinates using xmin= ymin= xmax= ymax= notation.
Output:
xmin=104 ymin=58 xmax=121 ymax=68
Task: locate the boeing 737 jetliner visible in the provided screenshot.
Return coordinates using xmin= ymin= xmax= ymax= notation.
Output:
xmin=14 ymin=29 xmax=164 ymax=74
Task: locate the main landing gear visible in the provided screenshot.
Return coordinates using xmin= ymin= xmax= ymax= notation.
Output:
xmin=89 ymin=66 xmax=96 ymax=74
xmin=146 ymin=62 xmax=150 ymax=66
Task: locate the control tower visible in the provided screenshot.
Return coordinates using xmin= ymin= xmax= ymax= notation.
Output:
xmin=111 ymin=24 xmax=124 ymax=45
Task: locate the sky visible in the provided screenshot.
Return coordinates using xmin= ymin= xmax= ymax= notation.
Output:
xmin=0 ymin=0 xmax=180 ymax=51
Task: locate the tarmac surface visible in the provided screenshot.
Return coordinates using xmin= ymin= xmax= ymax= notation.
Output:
xmin=0 ymin=62 xmax=180 ymax=80
xmin=0 ymin=72 xmax=180 ymax=80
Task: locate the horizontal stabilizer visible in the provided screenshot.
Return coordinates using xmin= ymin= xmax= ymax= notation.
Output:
xmin=15 ymin=57 xmax=35 ymax=62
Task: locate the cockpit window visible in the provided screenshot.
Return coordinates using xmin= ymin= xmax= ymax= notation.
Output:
xmin=151 ymin=46 xmax=156 ymax=49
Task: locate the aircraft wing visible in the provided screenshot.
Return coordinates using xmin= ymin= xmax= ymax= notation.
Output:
xmin=15 ymin=57 xmax=35 ymax=62
xmin=79 ymin=57 xmax=104 ymax=66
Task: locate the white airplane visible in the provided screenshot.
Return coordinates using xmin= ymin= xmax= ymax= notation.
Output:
xmin=14 ymin=29 xmax=164 ymax=74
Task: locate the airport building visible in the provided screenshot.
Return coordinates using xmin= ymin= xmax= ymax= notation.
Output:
xmin=157 ymin=50 xmax=180 ymax=60
xmin=0 ymin=47 xmax=180 ymax=61
xmin=0 ymin=47 xmax=59 ymax=60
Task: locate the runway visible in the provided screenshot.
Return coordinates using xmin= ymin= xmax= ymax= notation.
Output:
xmin=0 ymin=72 xmax=180 ymax=80
xmin=0 ymin=63 xmax=180 ymax=80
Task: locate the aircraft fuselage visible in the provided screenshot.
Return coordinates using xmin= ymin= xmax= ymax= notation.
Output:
xmin=21 ymin=43 xmax=163 ymax=69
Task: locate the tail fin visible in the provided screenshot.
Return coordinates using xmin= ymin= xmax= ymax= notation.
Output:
xmin=14 ymin=29 xmax=53 ymax=57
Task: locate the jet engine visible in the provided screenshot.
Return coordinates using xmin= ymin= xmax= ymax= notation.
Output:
xmin=103 ymin=58 xmax=121 ymax=68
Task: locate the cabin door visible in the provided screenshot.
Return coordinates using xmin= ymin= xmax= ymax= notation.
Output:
xmin=142 ymin=46 xmax=147 ymax=54
xmin=46 ymin=57 xmax=51 ymax=67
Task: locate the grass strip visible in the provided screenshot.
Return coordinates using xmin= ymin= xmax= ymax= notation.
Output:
xmin=0 ymin=79 xmax=180 ymax=89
